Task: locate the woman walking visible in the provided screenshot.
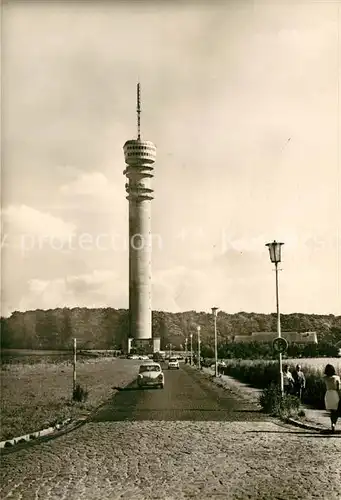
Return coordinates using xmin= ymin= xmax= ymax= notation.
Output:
xmin=324 ymin=364 xmax=340 ymax=433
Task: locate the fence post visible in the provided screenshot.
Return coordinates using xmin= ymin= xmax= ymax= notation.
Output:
xmin=73 ymin=338 xmax=77 ymax=396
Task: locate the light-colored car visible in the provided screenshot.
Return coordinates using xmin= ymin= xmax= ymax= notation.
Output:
xmin=137 ymin=362 xmax=164 ymax=389
xmin=168 ymin=357 xmax=180 ymax=370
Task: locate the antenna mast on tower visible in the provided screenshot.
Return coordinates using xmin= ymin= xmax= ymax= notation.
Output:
xmin=137 ymin=82 xmax=141 ymax=140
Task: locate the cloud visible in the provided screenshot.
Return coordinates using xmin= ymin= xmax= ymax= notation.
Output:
xmin=60 ymin=172 xmax=116 ymax=197
xmin=17 ymin=269 xmax=128 ymax=313
xmin=60 ymin=171 xmax=126 ymax=211
xmin=2 ymin=204 xmax=76 ymax=243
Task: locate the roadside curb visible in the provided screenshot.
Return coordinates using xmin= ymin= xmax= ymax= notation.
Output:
xmin=284 ymin=417 xmax=340 ymax=434
xmin=285 ymin=418 xmax=325 ymax=432
xmin=0 ymin=416 xmax=88 ymax=455
xmin=0 ymin=380 xmax=137 ymax=455
xmin=0 ymin=417 xmax=75 ymax=449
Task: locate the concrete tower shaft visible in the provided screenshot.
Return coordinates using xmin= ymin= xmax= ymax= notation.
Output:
xmin=123 ymin=87 xmax=156 ymax=349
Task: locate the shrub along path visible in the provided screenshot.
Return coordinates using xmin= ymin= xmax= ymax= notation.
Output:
xmin=202 ymin=367 xmax=332 ymax=431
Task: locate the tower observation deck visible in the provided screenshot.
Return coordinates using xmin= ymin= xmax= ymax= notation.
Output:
xmin=123 ymin=84 xmax=157 ymax=352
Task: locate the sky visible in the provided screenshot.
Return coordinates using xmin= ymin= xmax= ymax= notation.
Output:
xmin=1 ymin=0 xmax=340 ymax=317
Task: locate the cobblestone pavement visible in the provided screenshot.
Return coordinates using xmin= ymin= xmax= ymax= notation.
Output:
xmin=1 ymin=365 xmax=340 ymax=499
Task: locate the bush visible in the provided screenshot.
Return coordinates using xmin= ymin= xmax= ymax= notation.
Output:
xmin=72 ymin=384 xmax=89 ymax=403
xmin=220 ymin=360 xmax=279 ymax=388
xmin=259 ymin=383 xmax=301 ymax=418
xmin=303 ymin=369 xmax=326 ymax=409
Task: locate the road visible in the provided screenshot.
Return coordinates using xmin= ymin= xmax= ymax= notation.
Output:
xmin=1 ymin=363 xmax=340 ymax=500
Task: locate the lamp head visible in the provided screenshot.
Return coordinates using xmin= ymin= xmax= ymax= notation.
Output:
xmin=265 ymin=240 xmax=284 ymax=264
xmin=211 ymin=307 xmax=219 ymax=316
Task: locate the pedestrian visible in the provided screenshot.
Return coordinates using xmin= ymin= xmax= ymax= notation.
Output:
xmin=324 ymin=364 xmax=340 ymax=433
xmin=185 ymin=357 xmax=188 ymax=364
xmin=293 ymin=364 xmax=306 ymax=400
xmin=283 ymin=365 xmax=294 ymax=395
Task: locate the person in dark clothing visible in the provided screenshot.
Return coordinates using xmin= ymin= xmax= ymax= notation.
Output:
xmin=293 ymin=364 xmax=306 ymax=400
xmin=283 ymin=365 xmax=295 ymax=395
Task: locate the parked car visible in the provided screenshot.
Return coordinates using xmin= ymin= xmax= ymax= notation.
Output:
xmin=168 ymin=357 xmax=180 ymax=370
xmin=137 ymin=362 xmax=164 ymax=389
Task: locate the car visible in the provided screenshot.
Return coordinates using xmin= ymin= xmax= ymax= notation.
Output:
xmin=137 ymin=362 xmax=164 ymax=389
xmin=168 ymin=357 xmax=180 ymax=370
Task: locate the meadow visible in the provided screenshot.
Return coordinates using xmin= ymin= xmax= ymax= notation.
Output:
xmin=1 ymin=349 xmax=97 ymax=365
xmin=0 ymin=357 xmax=139 ymax=441
xmin=286 ymin=357 xmax=341 ymax=372
xmin=221 ymin=357 xmax=341 ymax=372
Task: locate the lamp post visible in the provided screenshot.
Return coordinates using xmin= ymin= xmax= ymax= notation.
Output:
xmin=166 ymin=343 xmax=172 ymax=359
xmin=197 ymin=326 xmax=201 ymax=370
xmin=190 ymin=333 xmax=193 ymax=366
xmin=211 ymin=307 xmax=219 ymax=377
xmin=185 ymin=338 xmax=188 ymax=359
xmin=266 ymin=240 xmax=284 ymax=395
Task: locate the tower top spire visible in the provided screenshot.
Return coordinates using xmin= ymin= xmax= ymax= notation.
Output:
xmin=137 ymin=82 xmax=141 ymax=140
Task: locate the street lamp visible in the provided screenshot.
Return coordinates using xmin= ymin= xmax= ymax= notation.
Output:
xmin=266 ymin=240 xmax=284 ymax=395
xmin=166 ymin=343 xmax=172 ymax=359
xmin=185 ymin=338 xmax=188 ymax=359
xmin=197 ymin=326 xmax=201 ymax=370
xmin=211 ymin=307 xmax=219 ymax=377
xmin=190 ymin=333 xmax=193 ymax=366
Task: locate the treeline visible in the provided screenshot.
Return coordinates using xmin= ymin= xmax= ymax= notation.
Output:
xmin=1 ymin=307 xmax=341 ymax=351
xmin=199 ymin=341 xmax=340 ymax=360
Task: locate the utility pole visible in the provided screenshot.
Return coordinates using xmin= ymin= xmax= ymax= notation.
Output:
xmin=73 ymin=338 xmax=77 ymax=396
xmin=190 ymin=333 xmax=193 ymax=365
xmin=212 ymin=307 xmax=219 ymax=377
xmin=197 ymin=326 xmax=201 ymax=370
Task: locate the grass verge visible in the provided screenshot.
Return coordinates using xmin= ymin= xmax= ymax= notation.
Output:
xmin=1 ymin=358 xmax=139 ymax=441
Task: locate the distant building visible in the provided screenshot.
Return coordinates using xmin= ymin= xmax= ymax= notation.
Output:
xmin=234 ymin=331 xmax=318 ymax=344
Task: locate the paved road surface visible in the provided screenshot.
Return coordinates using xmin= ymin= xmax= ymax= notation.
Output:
xmin=1 ymin=363 xmax=340 ymax=499
xmin=92 ymin=363 xmax=264 ymax=423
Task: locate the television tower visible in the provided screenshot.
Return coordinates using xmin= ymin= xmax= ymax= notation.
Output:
xmin=123 ymin=84 xmax=157 ymax=353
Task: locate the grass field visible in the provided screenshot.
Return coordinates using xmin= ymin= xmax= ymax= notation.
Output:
xmin=0 ymin=358 xmax=139 ymax=441
xmin=286 ymin=357 xmax=341 ymax=373
xmin=222 ymin=357 xmax=341 ymax=373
